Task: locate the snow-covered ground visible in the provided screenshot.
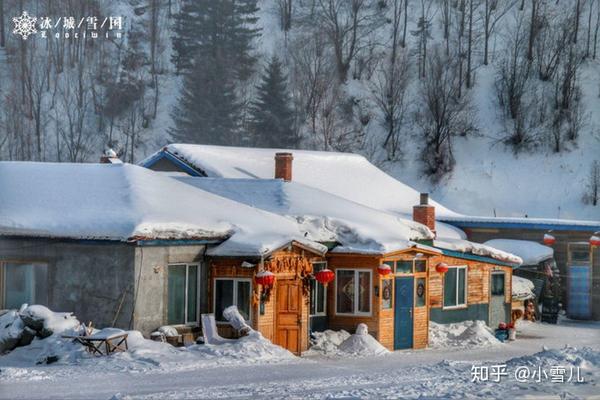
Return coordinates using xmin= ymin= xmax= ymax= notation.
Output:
xmin=2 ymin=318 xmax=599 ymax=399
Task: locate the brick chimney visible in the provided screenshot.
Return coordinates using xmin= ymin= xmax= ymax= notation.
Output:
xmin=275 ymin=152 xmax=293 ymax=181
xmin=413 ymin=193 xmax=436 ymax=236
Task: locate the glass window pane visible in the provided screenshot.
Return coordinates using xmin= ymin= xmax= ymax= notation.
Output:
xmin=5 ymin=263 xmax=48 ymax=309
xmin=310 ymin=280 xmax=317 ymax=315
xmin=491 ymin=273 xmax=504 ymax=296
xmin=316 ymin=282 xmax=326 ymax=314
xmin=187 ymin=265 xmax=198 ymax=323
xmin=358 ymin=271 xmax=370 ymax=313
xmin=381 ymin=279 xmax=393 ymax=309
xmin=336 ymin=270 xmax=355 ymax=313
xmin=444 ymin=268 xmax=457 ymax=307
xmin=215 ymin=280 xmax=234 ymax=322
xmin=236 ymin=281 xmax=251 ymax=322
xmin=414 ymin=260 xmax=427 ymax=273
xmin=415 ymin=278 xmax=426 ymax=307
xmin=458 ymin=268 xmax=466 ymax=305
xmin=396 ymin=260 xmax=412 ymax=274
xmin=168 ymin=265 xmax=186 ymax=324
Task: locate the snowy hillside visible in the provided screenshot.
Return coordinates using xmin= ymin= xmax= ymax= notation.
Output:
xmin=0 ymin=0 xmax=598 ymax=221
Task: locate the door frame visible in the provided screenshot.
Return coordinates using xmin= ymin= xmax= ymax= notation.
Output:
xmin=489 ymin=270 xmax=506 ymax=327
xmin=394 ymin=276 xmax=414 ymax=350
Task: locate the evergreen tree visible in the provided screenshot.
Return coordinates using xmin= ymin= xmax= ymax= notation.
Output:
xmin=170 ymin=60 xmax=240 ymax=145
xmin=170 ymin=0 xmax=260 ymax=143
xmin=249 ymin=57 xmax=297 ymax=147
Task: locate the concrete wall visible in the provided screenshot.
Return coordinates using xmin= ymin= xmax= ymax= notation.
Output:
xmin=0 ymin=237 xmax=136 ymax=330
xmin=0 ymin=238 xmax=209 ymax=336
xmin=132 ymin=245 xmax=208 ymax=335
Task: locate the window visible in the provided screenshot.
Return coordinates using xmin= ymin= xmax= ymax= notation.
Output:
xmin=214 ymin=278 xmax=252 ymax=323
xmin=570 ymin=244 xmax=590 ymax=264
xmin=415 ymin=278 xmax=426 ymax=307
xmin=168 ymin=264 xmax=199 ymax=325
xmin=491 ymin=273 xmax=505 ymax=296
xmin=310 ymin=262 xmax=327 ymax=316
xmin=2 ymin=263 xmax=48 ymax=309
xmin=396 ymin=260 xmax=412 ymax=274
xmin=443 ymin=266 xmax=467 ymax=308
xmin=381 ymin=279 xmax=393 ymax=309
xmin=335 ymin=269 xmax=371 ymax=315
xmin=414 ymin=259 xmax=427 ymax=273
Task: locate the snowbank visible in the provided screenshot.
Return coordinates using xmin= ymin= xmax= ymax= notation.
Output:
xmin=0 ymin=306 xmax=296 ymax=372
xmin=305 ymin=325 xmax=389 ymax=358
xmin=429 ymin=321 xmax=502 ymax=349
xmin=483 ymin=239 xmax=553 ymax=266
xmin=512 ymin=276 xmax=536 ymax=301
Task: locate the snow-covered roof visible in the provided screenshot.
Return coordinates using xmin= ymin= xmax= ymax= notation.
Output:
xmin=439 ymin=215 xmax=600 ymax=230
xmin=143 ymin=144 xmax=460 ymax=217
xmin=434 ymin=238 xmax=523 ymax=265
xmin=177 ymin=177 xmax=434 ymax=255
xmin=0 ymin=162 xmax=326 ymax=257
xmin=483 ymin=239 xmax=553 ymax=266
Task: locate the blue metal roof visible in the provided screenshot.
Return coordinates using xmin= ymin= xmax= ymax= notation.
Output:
xmin=439 ymin=219 xmax=600 ymax=232
xmin=141 ymin=150 xmax=204 ymax=177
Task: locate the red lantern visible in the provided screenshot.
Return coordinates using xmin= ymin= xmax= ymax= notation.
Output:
xmin=590 ymin=234 xmax=600 ymax=247
xmin=378 ymin=264 xmax=392 ymax=276
xmin=315 ymin=269 xmax=335 ymax=286
xmin=543 ymin=233 xmax=556 ymax=246
xmin=435 ymin=262 xmax=449 ymax=274
xmin=255 ymin=270 xmax=275 ymax=287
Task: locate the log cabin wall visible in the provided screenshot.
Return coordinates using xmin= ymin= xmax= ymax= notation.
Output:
xmin=428 ymin=254 xmax=512 ymax=325
xmin=209 ymin=245 xmax=324 ymax=354
xmin=326 ymin=250 xmax=432 ymax=351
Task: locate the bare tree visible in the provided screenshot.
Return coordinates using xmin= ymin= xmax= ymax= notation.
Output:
xmin=482 ymin=0 xmax=517 ymax=65
xmin=312 ymin=0 xmax=382 ymax=82
xmin=418 ymin=46 xmax=476 ymax=179
xmin=583 ymin=160 xmax=600 ymax=206
xmin=370 ymin=50 xmax=411 ymax=160
xmin=278 ymin=0 xmax=293 ymax=31
xmin=412 ymin=0 xmax=434 ymax=79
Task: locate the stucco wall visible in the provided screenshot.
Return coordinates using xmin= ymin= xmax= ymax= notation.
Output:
xmin=0 ymin=237 xmax=135 ymax=330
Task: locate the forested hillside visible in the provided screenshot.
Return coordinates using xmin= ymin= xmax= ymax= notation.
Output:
xmin=0 ymin=0 xmax=598 ymax=220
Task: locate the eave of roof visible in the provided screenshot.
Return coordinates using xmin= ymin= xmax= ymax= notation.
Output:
xmin=439 ymin=217 xmax=600 ymax=232
xmin=141 ymin=149 xmax=205 ymax=177
xmin=435 ymin=247 xmax=520 ymax=268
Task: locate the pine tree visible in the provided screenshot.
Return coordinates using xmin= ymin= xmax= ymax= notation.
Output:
xmin=170 ymin=60 xmax=240 ymax=145
xmin=249 ymin=57 xmax=297 ymax=148
xmin=170 ymin=0 xmax=260 ymax=143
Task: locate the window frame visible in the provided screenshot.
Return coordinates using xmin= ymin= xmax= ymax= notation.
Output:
xmin=1 ymin=261 xmax=49 ymax=309
xmin=213 ymin=277 xmax=253 ymax=324
xmin=442 ymin=265 xmax=468 ymax=310
xmin=310 ymin=261 xmax=328 ymax=317
xmin=167 ymin=263 xmax=201 ymax=326
xmin=490 ymin=271 xmax=505 ymax=297
xmin=334 ymin=268 xmax=373 ymax=317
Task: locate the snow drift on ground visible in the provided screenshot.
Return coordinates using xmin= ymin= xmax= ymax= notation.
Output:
xmin=305 ymin=325 xmax=389 ymax=358
xmin=429 ymin=321 xmax=502 ymax=349
xmin=484 ymin=239 xmax=553 ymax=266
xmin=0 ymin=305 xmax=297 ymax=376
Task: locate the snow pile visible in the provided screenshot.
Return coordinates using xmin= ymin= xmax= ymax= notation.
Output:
xmin=305 ymin=325 xmax=389 ymax=358
xmin=307 ymin=330 xmax=352 ymax=355
xmin=507 ymin=346 xmax=600 ymax=372
xmin=512 ymin=276 xmax=536 ymax=301
xmin=434 ymin=238 xmax=523 ymax=265
xmin=483 ymin=239 xmax=553 ymax=266
xmin=429 ymin=321 xmax=502 ymax=349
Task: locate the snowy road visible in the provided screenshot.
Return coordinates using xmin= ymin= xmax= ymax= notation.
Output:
xmin=1 ymin=320 xmax=599 ymax=400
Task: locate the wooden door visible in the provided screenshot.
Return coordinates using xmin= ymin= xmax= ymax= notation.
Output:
xmin=275 ymin=279 xmax=302 ymax=354
xmin=394 ymin=277 xmax=414 ymax=350
xmin=489 ymin=272 xmax=508 ymax=328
